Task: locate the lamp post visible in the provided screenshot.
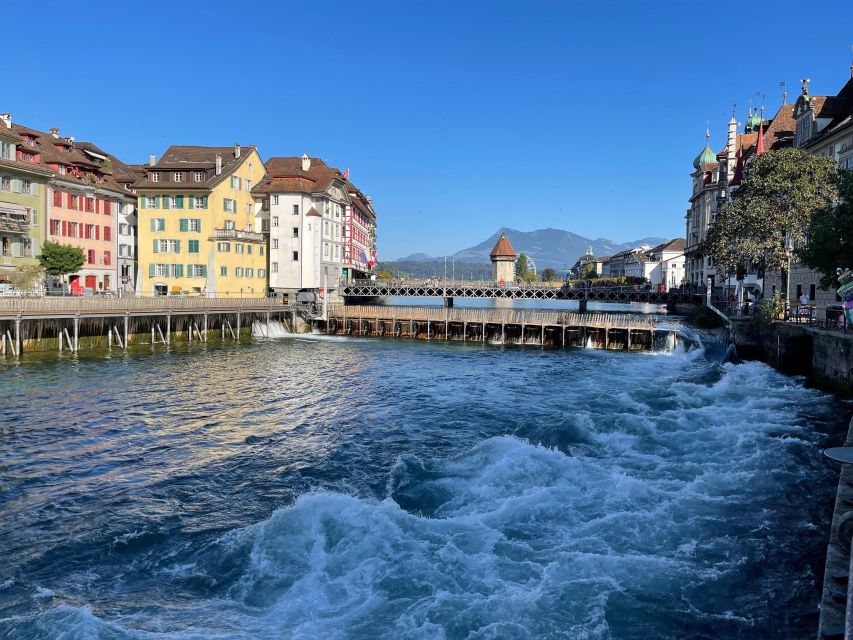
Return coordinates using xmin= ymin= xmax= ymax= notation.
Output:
xmin=785 ymin=232 xmax=794 ymax=320
xmin=706 ymin=276 xmax=712 ymax=307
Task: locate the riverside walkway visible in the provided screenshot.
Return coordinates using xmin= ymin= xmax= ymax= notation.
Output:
xmin=343 ymin=280 xmax=701 ymax=308
xmin=325 ymin=304 xmax=678 ymax=350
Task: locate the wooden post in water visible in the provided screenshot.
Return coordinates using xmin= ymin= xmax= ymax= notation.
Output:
xmin=166 ymin=315 xmax=171 ymax=345
xmin=204 ymin=313 xmax=208 ymax=341
xmin=627 ymin=329 xmax=631 ymax=351
xmin=124 ymin=315 xmax=129 ymax=349
xmin=73 ymin=317 xmax=78 ymax=352
xmin=236 ymin=313 xmax=241 ymax=341
xmin=58 ymin=320 xmax=63 ymax=353
xmin=604 ymin=328 xmax=609 ymax=350
xmin=14 ymin=319 xmax=21 ymax=358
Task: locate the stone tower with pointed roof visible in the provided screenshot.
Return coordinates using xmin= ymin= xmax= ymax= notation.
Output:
xmin=490 ymin=233 xmax=516 ymax=283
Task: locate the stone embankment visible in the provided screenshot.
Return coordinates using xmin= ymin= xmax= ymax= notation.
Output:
xmin=730 ymin=319 xmax=853 ymax=397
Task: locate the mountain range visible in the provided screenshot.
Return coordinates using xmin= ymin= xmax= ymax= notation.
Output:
xmin=395 ymin=227 xmax=670 ymax=270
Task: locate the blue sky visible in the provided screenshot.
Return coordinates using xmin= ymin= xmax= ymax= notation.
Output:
xmin=7 ymin=1 xmax=853 ymax=259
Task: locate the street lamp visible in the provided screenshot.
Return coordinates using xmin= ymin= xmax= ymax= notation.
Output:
xmin=785 ymin=232 xmax=794 ymax=319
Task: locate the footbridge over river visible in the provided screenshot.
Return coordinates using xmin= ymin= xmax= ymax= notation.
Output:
xmin=343 ymin=280 xmax=702 ymax=311
xmin=324 ymin=305 xmax=681 ymax=351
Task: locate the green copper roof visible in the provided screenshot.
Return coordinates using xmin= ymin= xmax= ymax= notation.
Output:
xmin=745 ymin=112 xmax=762 ymax=132
xmin=693 ymin=143 xmax=716 ymax=169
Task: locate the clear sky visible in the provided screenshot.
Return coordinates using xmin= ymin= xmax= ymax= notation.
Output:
xmin=7 ymin=1 xmax=853 ymax=259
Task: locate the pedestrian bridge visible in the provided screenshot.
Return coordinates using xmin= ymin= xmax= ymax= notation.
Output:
xmin=343 ymin=280 xmax=700 ymax=307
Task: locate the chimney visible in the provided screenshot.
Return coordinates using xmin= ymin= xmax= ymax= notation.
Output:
xmin=0 ymin=113 xmax=10 ymax=129
xmin=216 ymin=153 xmax=223 ymax=175
xmin=301 ymin=153 xmax=311 ymax=171
xmin=50 ymin=127 xmax=60 ymax=138
xmin=149 ymin=154 xmax=156 ymax=166
xmin=234 ymin=143 xmax=241 ymax=159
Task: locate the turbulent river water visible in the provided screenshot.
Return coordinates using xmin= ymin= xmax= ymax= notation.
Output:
xmin=0 ymin=316 xmax=849 ymax=639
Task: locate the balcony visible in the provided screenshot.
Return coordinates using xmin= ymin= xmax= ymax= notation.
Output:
xmin=209 ymin=228 xmax=265 ymax=243
xmin=0 ymin=209 xmax=30 ymax=235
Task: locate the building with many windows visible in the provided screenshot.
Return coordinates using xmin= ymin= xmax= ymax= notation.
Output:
xmin=252 ymin=154 xmax=376 ymax=298
xmin=135 ymin=144 xmax=267 ymax=296
xmin=0 ymin=114 xmax=52 ymax=284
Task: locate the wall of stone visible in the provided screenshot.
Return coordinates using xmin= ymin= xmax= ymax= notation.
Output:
xmin=764 ymin=265 xmax=840 ymax=321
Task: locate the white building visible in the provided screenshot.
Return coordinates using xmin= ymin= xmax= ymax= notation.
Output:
xmin=253 ymin=154 xmax=375 ymax=298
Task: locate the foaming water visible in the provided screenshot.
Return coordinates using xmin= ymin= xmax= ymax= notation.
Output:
xmin=0 ymin=332 xmax=846 ymax=639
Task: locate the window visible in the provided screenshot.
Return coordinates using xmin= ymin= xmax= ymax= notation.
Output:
xmin=85 ymin=197 xmax=94 ymax=212
xmin=230 ymin=176 xmax=241 ymax=189
xmin=271 ymin=216 xmax=278 ymax=227
xmin=323 ymin=243 xmax=329 ymax=258
xmin=235 ymin=267 xmax=244 ymax=277
xmin=188 ymin=239 xmax=199 ymax=253
xmin=70 ymin=222 xmax=79 ymax=238
xmin=236 ymin=243 xmax=244 ymax=254
xmin=87 ymin=249 xmax=95 ymax=264
xmin=152 ymin=171 xmax=160 ymax=182
xmin=118 ymin=223 xmax=128 ymax=235
xmin=260 ymin=246 xmax=264 ymax=256
xmin=30 ymin=209 xmax=38 ymax=226
xmin=103 ymin=201 xmax=111 ymax=215
xmin=194 ymin=171 xmax=204 ymax=182
xmin=104 ymin=251 xmax=111 ymax=265
xmin=246 ymin=179 xmax=251 ymax=192
xmin=258 ymin=268 xmax=266 ymax=278
xmin=156 ymin=263 xmax=169 ymax=277
xmin=271 ymin=262 xmax=278 ymax=273
xmin=248 ymin=163 xmax=253 ymax=173
xmin=810 ymin=284 xmax=816 ymax=301
xmin=0 ymin=142 xmax=10 ymax=159
xmin=174 ymin=172 xmax=183 ymax=182
xmin=246 ymin=268 xmax=253 ymax=278
xmin=194 ymin=196 xmax=206 ymax=209
xmin=53 ymin=191 xmax=62 ymax=207
xmin=189 ymin=264 xmax=205 ymax=277
xmin=220 ymin=266 xmax=228 ymax=276
xmin=224 ymin=198 xmax=236 ymax=212
xmin=292 ymin=227 xmax=299 ymax=238
xmin=272 ymin=195 xmax=279 ymax=205
xmin=0 ymin=176 xmax=9 ymax=190
xmin=292 ymin=204 xmax=299 ymax=215
xmin=85 ymin=224 xmax=95 ymax=239
xmin=146 ymin=196 xmax=157 ymax=209
xmin=224 ymin=220 xmax=235 ymax=231
xmin=293 ymin=251 xmax=299 ymax=261
xmin=189 ymin=218 xmax=200 ymax=232
xmin=50 ymin=220 xmax=61 ymax=236
xmin=217 ymin=242 xmax=231 ymax=252
xmin=21 ymin=179 xmax=32 ymax=195
xmin=157 ymin=239 xmax=180 ymax=253
xmin=271 ymin=239 xmax=278 ymax=249
xmin=151 ymin=218 xmax=166 ymax=231
xmin=247 ymin=245 xmax=252 ymax=255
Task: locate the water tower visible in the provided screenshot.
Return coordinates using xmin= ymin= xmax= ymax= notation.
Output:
xmin=490 ymin=234 xmax=517 ymax=284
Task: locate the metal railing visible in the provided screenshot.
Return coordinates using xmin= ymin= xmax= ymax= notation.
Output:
xmin=209 ymin=229 xmax=265 ymax=242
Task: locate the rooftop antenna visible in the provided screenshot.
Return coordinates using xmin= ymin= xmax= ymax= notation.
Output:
xmin=780 ymin=81 xmax=787 ymax=105
xmin=731 ymin=103 xmax=737 ymax=119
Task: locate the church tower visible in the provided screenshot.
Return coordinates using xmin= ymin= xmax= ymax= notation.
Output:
xmin=490 ymin=233 xmax=517 ymax=283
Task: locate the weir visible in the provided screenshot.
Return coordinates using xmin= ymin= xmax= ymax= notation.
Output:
xmin=322 ymin=305 xmax=676 ymax=350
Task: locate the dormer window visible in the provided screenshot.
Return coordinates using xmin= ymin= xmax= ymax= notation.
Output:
xmin=58 ymin=165 xmax=66 ymax=175
xmin=151 ymin=171 xmax=160 ymax=183
xmin=174 ymin=172 xmax=183 ymax=182
xmin=194 ymin=171 xmax=204 ymax=182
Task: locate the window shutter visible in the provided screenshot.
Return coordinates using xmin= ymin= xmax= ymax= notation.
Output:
xmin=176 ymin=195 xmax=184 ymax=209
xmin=188 ymin=196 xmax=194 ymax=210
xmin=223 ymin=197 xmax=228 ymax=211
xmin=150 ymin=218 xmax=156 ymax=232
xmin=175 ymin=264 xmax=184 ymax=278
xmin=61 ymin=220 xmax=67 ymax=236
xmin=153 ymin=239 xmax=159 ymax=253
xmin=95 ymin=199 xmax=100 ymax=214
xmin=154 ymin=195 xmax=160 ymax=209
xmin=139 ymin=197 xmax=145 ymax=210
xmin=95 ymin=226 xmax=100 ymax=240
xmin=179 ymin=219 xmax=188 ymax=232
xmin=200 ymin=265 xmax=207 ymax=277
xmin=175 ymin=240 xmax=181 ymax=253
xmin=149 ymin=264 xmax=155 ymax=278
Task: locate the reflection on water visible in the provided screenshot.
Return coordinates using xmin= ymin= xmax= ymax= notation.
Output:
xmin=0 ymin=334 xmax=846 ymax=639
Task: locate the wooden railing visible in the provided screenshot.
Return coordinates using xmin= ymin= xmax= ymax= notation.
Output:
xmin=0 ymin=296 xmax=283 ymax=316
xmin=329 ymin=305 xmax=663 ymax=328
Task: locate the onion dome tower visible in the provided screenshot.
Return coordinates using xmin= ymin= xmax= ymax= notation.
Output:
xmin=693 ymin=129 xmax=717 ymax=170
xmin=490 ymin=233 xmax=517 ymax=284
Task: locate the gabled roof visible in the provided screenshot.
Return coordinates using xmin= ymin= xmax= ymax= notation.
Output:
xmin=762 ymin=104 xmax=796 ymax=151
xmin=252 ymin=156 xmax=344 ymax=196
xmin=133 ymin=145 xmax=258 ymax=191
xmin=489 ymin=233 xmax=516 ymax=259
xmin=649 ymin=238 xmax=686 ymax=254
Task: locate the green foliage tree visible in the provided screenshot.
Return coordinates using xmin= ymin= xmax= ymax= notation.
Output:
xmin=7 ymin=263 xmax=45 ymax=293
xmin=515 ymin=253 xmax=536 ymax=283
xmin=376 ymin=270 xmax=392 ymax=280
xmin=38 ymin=241 xmax=84 ymax=285
xmin=703 ymin=148 xmax=839 ymax=294
xmin=799 ymin=169 xmax=853 ymax=289
xmin=541 ymin=267 xmax=558 ymax=282
xmin=581 ymin=262 xmax=597 ymax=279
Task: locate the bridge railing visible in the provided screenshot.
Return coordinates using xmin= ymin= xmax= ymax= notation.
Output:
xmin=346 ymin=280 xmax=697 ymax=296
xmin=330 ymin=305 xmax=664 ymax=328
xmin=0 ymin=296 xmax=282 ymax=315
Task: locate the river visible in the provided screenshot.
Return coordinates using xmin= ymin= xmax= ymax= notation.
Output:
xmin=0 ymin=317 xmax=848 ymax=639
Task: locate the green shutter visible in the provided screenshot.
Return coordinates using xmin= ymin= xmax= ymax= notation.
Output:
xmin=202 ymin=196 xmax=208 ymax=209
xmin=139 ymin=197 xmax=145 ymax=210
xmin=175 ymin=240 xmax=181 ymax=253
xmin=179 ymin=218 xmax=188 ymax=232
xmin=201 ymin=265 xmax=207 ymax=277
xmin=187 ymin=263 xmax=193 ymax=277
xmin=188 ymin=196 xmax=194 ymax=210
xmin=189 ymin=239 xmax=199 ymax=253
xmin=153 ymin=239 xmax=159 ymax=253
xmin=247 ymin=245 xmax=252 ymax=254
xmin=175 ymin=264 xmax=184 ymax=278
xmin=154 ymin=195 xmax=160 ymax=209
xmin=176 ymin=195 xmax=184 ymax=209
xmin=148 ymin=264 xmax=155 ymax=277
xmin=150 ymin=218 xmax=156 ymax=232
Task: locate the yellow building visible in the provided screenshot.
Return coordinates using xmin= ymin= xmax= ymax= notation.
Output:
xmin=135 ymin=145 xmax=267 ymax=296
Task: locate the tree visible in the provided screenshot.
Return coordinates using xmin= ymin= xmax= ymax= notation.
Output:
xmin=541 ymin=267 xmax=558 ymax=282
xmin=38 ymin=241 xmax=85 ymax=286
xmin=703 ymin=148 xmax=839 ymax=295
xmin=799 ymin=169 xmax=853 ymax=289
xmin=515 ymin=253 xmax=536 ymax=283
xmin=7 ymin=263 xmax=45 ymax=293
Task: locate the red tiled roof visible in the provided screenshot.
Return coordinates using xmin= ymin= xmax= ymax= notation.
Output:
xmin=763 ymin=104 xmax=796 ymax=151
xmin=489 ymin=234 xmax=516 ymax=259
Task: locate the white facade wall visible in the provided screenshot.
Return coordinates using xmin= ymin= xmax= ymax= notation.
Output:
xmin=117 ymin=198 xmax=137 ymax=294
